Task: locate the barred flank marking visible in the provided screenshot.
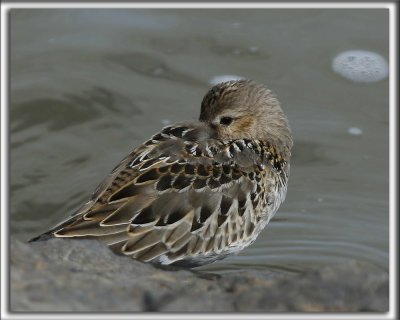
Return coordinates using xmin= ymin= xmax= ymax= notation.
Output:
xmin=219 ymin=173 xmax=231 ymax=184
xmin=109 ymin=183 xmax=137 ymax=202
xmin=246 ymin=222 xmax=255 ymax=237
xmin=217 ymin=214 xmax=228 ymax=226
xmin=190 ymin=217 xmax=203 ymax=232
xmin=169 ymin=126 xmax=188 ymax=137
xmin=220 ymin=195 xmax=232 ymax=216
xmin=137 ymin=168 xmax=159 ymax=183
xmin=212 ymin=166 xmax=221 ymax=178
xmin=139 ymin=158 xmax=160 ymax=171
xmin=158 ymin=166 xmax=169 ymax=173
xmin=170 ymin=163 xmax=184 ymax=174
xmin=173 ymin=174 xmax=192 ymax=190
xmin=165 ymin=209 xmax=188 ymax=225
xmin=232 ymin=168 xmax=242 ymax=180
xmin=156 ymin=174 xmax=173 ymax=191
xmin=131 ymin=206 xmax=156 ymax=224
xmin=222 ymin=165 xmax=230 ymax=175
xmin=199 ymin=206 xmax=213 ymax=223
xmin=152 ymin=133 xmax=164 ymax=141
xmin=208 ymin=178 xmax=221 ymax=189
xmin=193 ymin=178 xmax=207 ymax=189
xmin=184 ymin=164 xmax=195 ymax=175
xmin=197 ymin=165 xmax=209 ymax=177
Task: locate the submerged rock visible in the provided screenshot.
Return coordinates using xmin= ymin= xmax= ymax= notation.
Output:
xmin=10 ymin=238 xmax=388 ymax=312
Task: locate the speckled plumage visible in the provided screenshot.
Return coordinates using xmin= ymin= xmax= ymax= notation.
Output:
xmin=31 ymin=80 xmax=293 ymax=267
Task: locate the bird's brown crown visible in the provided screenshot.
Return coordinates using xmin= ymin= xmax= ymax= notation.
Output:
xmin=199 ymin=80 xmax=293 ymax=157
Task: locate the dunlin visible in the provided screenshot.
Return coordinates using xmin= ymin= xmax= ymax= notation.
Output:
xmin=31 ymin=80 xmax=293 ymax=267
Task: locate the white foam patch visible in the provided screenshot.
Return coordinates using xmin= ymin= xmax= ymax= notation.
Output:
xmin=249 ymin=46 xmax=259 ymax=53
xmin=348 ymin=127 xmax=363 ymax=136
xmin=332 ymin=50 xmax=388 ymax=83
xmin=209 ymin=75 xmax=244 ymax=86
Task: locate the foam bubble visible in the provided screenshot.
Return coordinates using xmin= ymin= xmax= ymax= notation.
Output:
xmin=332 ymin=50 xmax=388 ymax=83
xmin=209 ymin=75 xmax=244 ymax=86
xmin=249 ymin=46 xmax=259 ymax=53
xmin=348 ymin=127 xmax=363 ymax=136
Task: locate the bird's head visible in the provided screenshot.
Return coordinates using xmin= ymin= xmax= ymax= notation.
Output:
xmin=199 ymin=79 xmax=293 ymax=156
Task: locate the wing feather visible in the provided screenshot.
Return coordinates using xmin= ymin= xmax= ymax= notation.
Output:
xmin=42 ymin=124 xmax=285 ymax=266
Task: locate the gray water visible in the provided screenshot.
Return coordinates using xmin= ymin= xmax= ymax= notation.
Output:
xmin=9 ymin=9 xmax=389 ymax=274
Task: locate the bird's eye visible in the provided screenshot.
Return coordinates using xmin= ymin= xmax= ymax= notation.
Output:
xmin=220 ymin=117 xmax=233 ymax=126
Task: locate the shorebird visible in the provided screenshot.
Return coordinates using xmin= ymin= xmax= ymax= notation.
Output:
xmin=30 ymin=79 xmax=293 ymax=267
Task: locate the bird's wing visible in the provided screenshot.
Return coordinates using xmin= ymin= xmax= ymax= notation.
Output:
xmin=51 ymin=124 xmax=280 ymax=264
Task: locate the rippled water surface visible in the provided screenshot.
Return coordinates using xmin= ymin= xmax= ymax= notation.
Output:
xmin=9 ymin=9 xmax=389 ymax=274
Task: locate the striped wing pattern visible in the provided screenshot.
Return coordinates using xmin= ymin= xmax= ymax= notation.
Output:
xmin=52 ymin=124 xmax=289 ymax=267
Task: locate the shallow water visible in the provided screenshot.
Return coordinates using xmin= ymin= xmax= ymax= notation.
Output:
xmin=9 ymin=8 xmax=389 ymax=274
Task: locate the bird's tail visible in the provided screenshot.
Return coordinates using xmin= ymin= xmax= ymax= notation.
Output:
xmin=28 ymin=232 xmax=55 ymax=242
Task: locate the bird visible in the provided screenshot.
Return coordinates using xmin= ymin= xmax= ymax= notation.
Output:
xmin=30 ymin=79 xmax=293 ymax=268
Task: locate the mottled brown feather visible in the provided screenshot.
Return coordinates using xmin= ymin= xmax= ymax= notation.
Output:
xmin=33 ymin=80 xmax=292 ymax=268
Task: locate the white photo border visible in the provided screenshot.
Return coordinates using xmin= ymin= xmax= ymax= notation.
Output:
xmin=1 ymin=2 xmax=397 ymax=320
